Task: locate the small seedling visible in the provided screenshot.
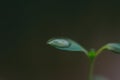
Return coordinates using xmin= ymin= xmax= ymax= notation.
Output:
xmin=47 ymin=37 xmax=120 ymax=80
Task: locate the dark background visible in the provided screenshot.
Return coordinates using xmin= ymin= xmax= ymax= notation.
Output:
xmin=1 ymin=0 xmax=120 ymax=80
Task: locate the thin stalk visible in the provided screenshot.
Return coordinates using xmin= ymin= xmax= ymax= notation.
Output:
xmin=88 ymin=45 xmax=107 ymax=80
xmin=96 ymin=45 xmax=107 ymax=56
xmin=88 ymin=58 xmax=95 ymax=80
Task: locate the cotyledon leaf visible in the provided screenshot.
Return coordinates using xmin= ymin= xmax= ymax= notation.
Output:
xmin=105 ymin=43 xmax=120 ymax=54
xmin=47 ymin=38 xmax=88 ymax=55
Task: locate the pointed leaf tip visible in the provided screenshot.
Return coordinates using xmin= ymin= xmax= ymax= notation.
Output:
xmin=47 ymin=38 xmax=88 ymax=54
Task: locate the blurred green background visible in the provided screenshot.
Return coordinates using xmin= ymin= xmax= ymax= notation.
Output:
xmin=1 ymin=0 xmax=120 ymax=80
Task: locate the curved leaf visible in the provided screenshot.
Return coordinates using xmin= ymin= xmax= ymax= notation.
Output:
xmin=47 ymin=38 xmax=88 ymax=55
xmin=106 ymin=43 xmax=120 ymax=54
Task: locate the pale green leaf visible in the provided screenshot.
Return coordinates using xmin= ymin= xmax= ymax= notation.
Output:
xmin=47 ymin=38 xmax=88 ymax=55
xmin=106 ymin=43 xmax=120 ymax=54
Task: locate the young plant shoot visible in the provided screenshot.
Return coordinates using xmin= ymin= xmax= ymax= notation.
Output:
xmin=47 ymin=37 xmax=120 ymax=80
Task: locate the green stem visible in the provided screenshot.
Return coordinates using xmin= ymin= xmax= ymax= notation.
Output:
xmin=96 ymin=45 xmax=107 ymax=56
xmin=87 ymin=44 xmax=108 ymax=80
xmin=88 ymin=58 xmax=95 ymax=80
